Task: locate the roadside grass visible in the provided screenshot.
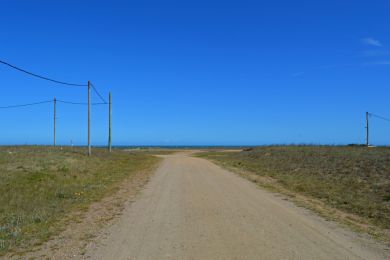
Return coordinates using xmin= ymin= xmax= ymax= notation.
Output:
xmin=0 ymin=146 xmax=159 ymax=255
xmin=196 ymin=146 xmax=390 ymax=241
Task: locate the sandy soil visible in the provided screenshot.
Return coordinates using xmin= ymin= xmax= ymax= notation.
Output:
xmin=85 ymin=153 xmax=389 ymax=260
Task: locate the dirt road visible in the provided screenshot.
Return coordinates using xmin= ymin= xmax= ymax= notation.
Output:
xmin=86 ymin=153 xmax=389 ymax=259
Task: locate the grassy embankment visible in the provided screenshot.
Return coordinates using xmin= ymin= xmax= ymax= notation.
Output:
xmin=0 ymin=146 xmax=160 ymax=255
xmin=197 ymin=146 xmax=390 ymax=241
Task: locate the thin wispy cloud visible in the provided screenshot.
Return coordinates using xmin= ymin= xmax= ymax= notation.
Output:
xmin=361 ymin=38 xmax=389 ymax=57
xmin=292 ymin=61 xmax=390 ymax=77
xmin=362 ymin=50 xmax=390 ymax=57
xmin=364 ymin=61 xmax=390 ymax=66
xmin=292 ymin=38 xmax=389 ymax=77
xmin=362 ymin=37 xmax=383 ymax=47
xmin=291 ymin=64 xmax=355 ymax=77
xmin=292 ymin=72 xmax=305 ymax=77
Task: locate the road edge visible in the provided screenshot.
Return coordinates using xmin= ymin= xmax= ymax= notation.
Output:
xmin=196 ymin=155 xmax=390 ymax=250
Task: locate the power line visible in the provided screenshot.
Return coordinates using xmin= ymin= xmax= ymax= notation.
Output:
xmin=369 ymin=113 xmax=390 ymax=123
xmin=0 ymin=98 xmax=107 ymax=109
xmin=57 ymin=99 xmax=106 ymax=106
xmin=0 ymin=60 xmax=87 ymax=87
xmin=90 ymin=83 xmax=108 ymax=104
xmin=0 ymin=100 xmax=53 ymax=109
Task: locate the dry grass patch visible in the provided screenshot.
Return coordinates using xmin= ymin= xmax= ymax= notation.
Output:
xmin=0 ymin=146 xmax=159 ymax=255
xmin=197 ymin=146 xmax=390 ymax=242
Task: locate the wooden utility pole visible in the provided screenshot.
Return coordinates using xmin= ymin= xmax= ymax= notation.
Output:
xmin=366 ymin=112 xmax=369 ymax=147
xmin=54 ymin=97 xmax=56 ymax=147
xmin=108 ymin=92 xmax=112 ymax=152
xmin=88 ymin=81 xmax=91 ymax=156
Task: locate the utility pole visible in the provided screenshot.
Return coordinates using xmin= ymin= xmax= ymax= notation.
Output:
xmin=108 ymin=92 xmax=112 ymax=152
xmin=366 ymin=112 xmax=369 ymax=147
xmin=88 ymin=81 xmax=91 ymax=156
xmin=54 ymin=97 xmax=56 ymax=147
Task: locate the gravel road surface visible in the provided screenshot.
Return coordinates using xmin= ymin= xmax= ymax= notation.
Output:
xmin=86 ymin=153 xmax=389 ymax=259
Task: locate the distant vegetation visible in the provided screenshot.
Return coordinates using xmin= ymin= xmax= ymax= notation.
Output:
xmin=197 ymin=146 xmax=390 ymax=237
xmin=0 ymin=146 xmax=159 ymax=255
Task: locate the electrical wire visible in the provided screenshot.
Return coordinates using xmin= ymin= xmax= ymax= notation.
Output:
xmin=369 ymin=113 xmax=390 ymax=123
xmin=57 ymin=99 xmax=107 ymax=106
xmin=90 ymin=83 xmax=108 ymax=104
xmin=0 ymin=60 xmax=87 ymax=87
xmin=0 ymin=100 xmax=53 ymax=109
xmin=0 ymin=98 xmax=107 ymax=109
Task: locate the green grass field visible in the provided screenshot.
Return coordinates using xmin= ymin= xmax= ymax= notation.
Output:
xmin=197 ymin=146 xmax=390 ymax=233
xmin=0 ymin=146 xmax=159 ymax=255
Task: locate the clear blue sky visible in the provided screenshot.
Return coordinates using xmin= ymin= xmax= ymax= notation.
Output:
xmin=1 ymin=0 xmax=389 ymax=146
